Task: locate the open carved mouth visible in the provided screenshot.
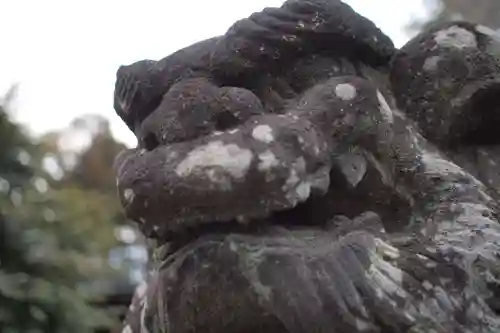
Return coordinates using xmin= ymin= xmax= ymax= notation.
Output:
xmin=160 ymin=203 xmax=330 ymax=259
xmin=160 ymin=217 xmax=277 ymax=258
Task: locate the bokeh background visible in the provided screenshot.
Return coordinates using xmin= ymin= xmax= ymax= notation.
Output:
xmin=0 ymin=0 xmax=498 ymax=332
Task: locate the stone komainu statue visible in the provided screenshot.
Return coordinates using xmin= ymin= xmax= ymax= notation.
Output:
xmin=112 ymin=0 xmax=500 ymax=332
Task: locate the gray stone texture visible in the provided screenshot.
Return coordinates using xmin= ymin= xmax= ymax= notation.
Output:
xmin=112 ymin=1 xmax=500 ymax=332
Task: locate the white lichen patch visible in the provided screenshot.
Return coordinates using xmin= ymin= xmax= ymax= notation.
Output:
xmin=257 ymin=150 xmax=279 ymax=172
xmin=121 ymin=325 xmax=132 ymax=333
xmin=252 ymin=124 xmax=274 ymax=143
xmin=282 ymin=157 xmax=311 ymax=204
xmin=335 ymin=83 xmax=357 ymax=101
xmin=434 ymin=26 xmax=477 ymax=49
xmin=175 ymin=141 xmax=253 ymax=183
xmin=423 ymin=56 xmax=441 ymax=72
xmin=295 ymin=181 xmax=311 ymax=201
xmin=124 ymin=188 xmax=135 ymax=204
xmin=376 ymin=90 xmax=394 ymax=124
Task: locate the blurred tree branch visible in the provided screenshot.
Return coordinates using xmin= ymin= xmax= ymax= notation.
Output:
xmin=407 ymin=0 xmax=500 ymax=37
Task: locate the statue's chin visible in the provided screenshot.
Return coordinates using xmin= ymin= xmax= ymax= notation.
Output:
xmin=156 ymin=227 xmax=378 ymax=333
xmin=159 ymin=229 xmax=313 ymax=333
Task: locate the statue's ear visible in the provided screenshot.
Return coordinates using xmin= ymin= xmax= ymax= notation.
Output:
xmin=390 ymin=21 xmax=500 ymax=147
xmin=114 ymin=60 xmax=164 ymax=132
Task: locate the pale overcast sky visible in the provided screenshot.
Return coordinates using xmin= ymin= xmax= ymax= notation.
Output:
xmin=0 ymin=0 xmax=430 ymax=147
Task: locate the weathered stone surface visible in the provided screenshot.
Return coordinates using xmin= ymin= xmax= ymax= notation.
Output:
xmin=390 ymin=21 xmax=500 ymax=146
xmin=111 ymin=1 xmax=500 ymax=333
xmin=137 ymin=78 xmax=266 ymax=148
xmin=115 ymin=75 xmax=398 ymax=239
xmin=113 ymin=0 xmax=395 ymax=134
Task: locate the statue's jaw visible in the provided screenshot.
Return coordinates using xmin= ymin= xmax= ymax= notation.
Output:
xmin=152 ymin=223 xmax=433 ymax=333
xmin=159 ymin=206 xmax=386 ymax=260
xmin=155 ymin=228 xmax=381 ymax=333
xmin=138 ymin=219 xmax=500 ymax=333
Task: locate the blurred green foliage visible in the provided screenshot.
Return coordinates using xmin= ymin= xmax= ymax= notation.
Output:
xmin=0 ymin=86 xmax=131 ymax=333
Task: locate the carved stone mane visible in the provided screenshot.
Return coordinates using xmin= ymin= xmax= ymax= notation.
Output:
xmin=112 ymin=1 xmax=500 ymax=332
